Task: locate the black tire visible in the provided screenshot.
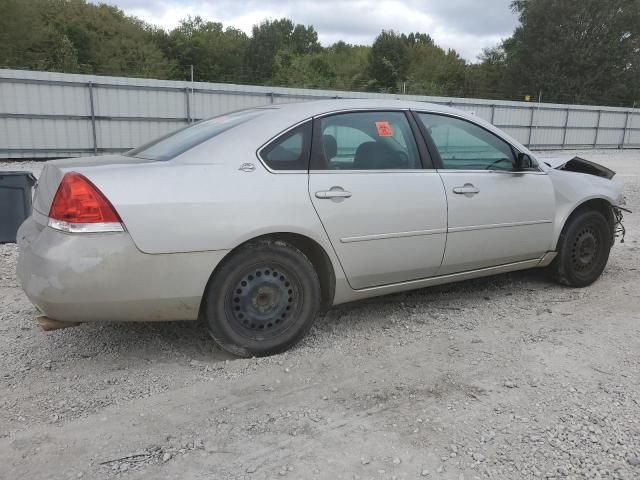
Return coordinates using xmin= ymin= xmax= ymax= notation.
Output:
xmin=202 ymin=240 xmax=321 ymax=357
xmin=549 ymin=209 xmax=612 ymax=287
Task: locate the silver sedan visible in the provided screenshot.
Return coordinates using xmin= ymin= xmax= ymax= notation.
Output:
xmin=17 ymin=99 xmax=626 ymax=357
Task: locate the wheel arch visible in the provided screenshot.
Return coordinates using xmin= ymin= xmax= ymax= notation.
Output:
xmin=554 ymin=197 xmax=615 ymax=250
xmin=199 ymin=232 xmax=337 ymax=318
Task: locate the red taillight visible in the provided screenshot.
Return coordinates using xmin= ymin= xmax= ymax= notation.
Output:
xmin=49 ymin=172 xmax=122 ymax=228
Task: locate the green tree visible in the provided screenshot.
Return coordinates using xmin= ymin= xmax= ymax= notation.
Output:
xmin=166 ymin=16 xmax=249 ymax=82
xmin=404 ymin=32 xmax=435 ymax=47
xmin=52 ymin=0 xmax=174 ymax=77
xmin=271 ymin=42 xmax=376 ymax=92
xmin=0 ymin=0 xmax=79 ymax=71
xmin=0 ymin=0 xmax=173 ymax=77
xmin=272 ymin=50 xmax=336 ymax=88
xmin=291 ymin=24 xmax=323 ymax=55
xmin=245 ymin=18 xmax=321 ymax=84
xmin=368 ymin=30 xmax=409 ymax=92
xmin=466 ymin=45 xmax=511 ymax=100
xmin=326 ymin=42 xmax=372 ymax=91
xmin=403 ymin=33 xmax=467 ymax=96
xmin=501 ymin=0 xmax=640 ymax=105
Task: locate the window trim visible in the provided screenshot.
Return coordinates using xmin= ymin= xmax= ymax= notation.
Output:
xmin=410 ymin=110 xmax=543 ymax=174
xmin=309 ymin=109 xmax=432 ymax=172
xmin=256 ymin=119 xmax=313 ymax=174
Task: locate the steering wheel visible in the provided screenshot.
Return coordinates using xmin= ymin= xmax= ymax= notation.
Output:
xmin=484 ymin=158 xmax=513 ymax=170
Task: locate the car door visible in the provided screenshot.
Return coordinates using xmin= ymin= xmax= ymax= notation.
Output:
xmin=308 ymin=110 xmax=448 ymax=290
xmin=415 ymin=112 xmax=556 ymax=275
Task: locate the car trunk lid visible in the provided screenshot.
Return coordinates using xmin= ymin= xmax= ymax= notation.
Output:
xmin=33 ymin=155 xmax=155 ymax=218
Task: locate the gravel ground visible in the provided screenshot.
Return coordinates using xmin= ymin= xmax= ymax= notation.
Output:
xmin=0 ymin=150 xmax=639 ymax=480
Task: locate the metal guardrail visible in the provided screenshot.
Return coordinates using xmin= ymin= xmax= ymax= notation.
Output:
xmin=0 ymin=70 xmax=638 ymax=158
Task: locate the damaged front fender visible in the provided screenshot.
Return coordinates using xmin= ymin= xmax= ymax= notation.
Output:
xmin=546 ymin=156 xmax=630 ymax=243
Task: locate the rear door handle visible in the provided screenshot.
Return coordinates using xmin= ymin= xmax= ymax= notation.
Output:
xmin=453 ymin=184 xmax=479 ymax=195
xmin=315 ymin=188 xmax=352 ymax=199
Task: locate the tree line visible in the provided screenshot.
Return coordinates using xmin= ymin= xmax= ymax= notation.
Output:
xmin=1 ymin=0 xmax=638 ymax=106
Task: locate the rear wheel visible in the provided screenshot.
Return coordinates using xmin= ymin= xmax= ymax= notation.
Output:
xmin=549 ymin=209 xmax=612 ymax=287
xmin=203 ymin=240 xmax=321 ymax=357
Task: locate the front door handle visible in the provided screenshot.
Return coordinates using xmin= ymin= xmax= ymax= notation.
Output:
xmin=315 ymin=187 xmax=352 ymax=199
xmin=453 ymin=184 xmax=480 ymax=195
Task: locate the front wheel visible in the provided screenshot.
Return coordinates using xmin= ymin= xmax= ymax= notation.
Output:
xmin=202 ymin=240 xmax=321 ymax=357
xmin=548 ymin=209 xmax=612 ymax=287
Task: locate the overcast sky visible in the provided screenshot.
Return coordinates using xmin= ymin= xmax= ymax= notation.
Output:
xmin=91 ymin=0 xmax=519 ymax=61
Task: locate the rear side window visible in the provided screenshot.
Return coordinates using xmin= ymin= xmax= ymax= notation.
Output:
xmin=260 ymin=121 xmax=312 ymax=171
xmin=128 ymin=109 xmax=266 ymax=161
xmin=311 ymin=111 xmax=421 ymax=170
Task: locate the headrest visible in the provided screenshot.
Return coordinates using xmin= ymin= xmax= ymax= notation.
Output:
xmin=354 ymin=141 xmax=407 ymax=169
xmin=322 ymin=134 xmax=337 ymax=161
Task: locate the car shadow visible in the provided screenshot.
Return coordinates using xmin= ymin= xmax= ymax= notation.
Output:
xmin=309 ymin=268 xmax=556 ymax=336
xmin=351 ymin=268 xmax=551 ymax=307
xmin=41 ymin=317 xmax=235 ymax=363
xmin=37 ymin=269 xmax=553 ymax=363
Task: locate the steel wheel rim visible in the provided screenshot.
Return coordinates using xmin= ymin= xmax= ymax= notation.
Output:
xmin=225 ymin=263 xmax=301 ymax=340
xmin=570 ymin=227 xmax=600 ymax=273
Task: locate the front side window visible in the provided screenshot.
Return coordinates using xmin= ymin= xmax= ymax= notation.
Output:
xmin=417 ymin=113 xmax=516 ymax=171
xmin=313 ymin=111 xmax=422 ymax=170
xmin=128 ymin=108 xmax=266 ymax=161
xmin=260 ymin=121 xmax=312 ymax=171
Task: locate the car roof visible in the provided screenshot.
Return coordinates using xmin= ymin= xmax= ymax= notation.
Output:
xmin=245 ymin=98 xmax=529 ymax=151
xmin=259 ymin=98 xmax=462 ymax=118
xmin=236 ymin=98 xmax=479 ymax=142
xmin=195 ymin=98 xmax=534 ymax=164
xmin=248 ymin=99 xmax=494 ymax=138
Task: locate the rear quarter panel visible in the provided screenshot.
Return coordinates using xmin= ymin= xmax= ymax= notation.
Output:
xmin=90 ymin=163 xmax=330 ymax=255
xmin=74 ymin=126 xmax=335 ymax=260
xmin=32 ymin=110 xmax=350 ymax=307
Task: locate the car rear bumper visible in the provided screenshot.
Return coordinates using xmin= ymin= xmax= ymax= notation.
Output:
xmin=16 ymin=215 xmax=229 ymax=322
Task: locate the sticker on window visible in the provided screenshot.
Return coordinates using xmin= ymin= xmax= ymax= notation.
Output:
xmin=375 ymin=121 xmax=393 ymax=137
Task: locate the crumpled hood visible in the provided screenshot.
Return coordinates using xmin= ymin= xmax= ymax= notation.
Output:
xmin=542 ymin=156 xmax=616 ymax=180
xmin=542 ymin=156 xmax=574 ymax=169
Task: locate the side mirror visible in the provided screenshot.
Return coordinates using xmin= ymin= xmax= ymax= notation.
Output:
xmin=515 ymin=153 xmax=534 ymax=171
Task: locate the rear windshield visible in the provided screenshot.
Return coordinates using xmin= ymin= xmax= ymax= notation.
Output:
xmin=127 ymin=109 xmax=266 ymax=161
